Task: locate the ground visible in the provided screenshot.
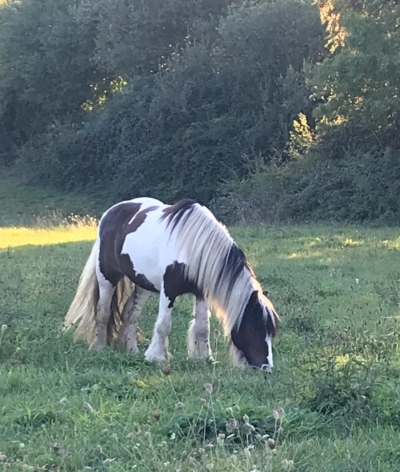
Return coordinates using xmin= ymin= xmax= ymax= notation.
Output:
xmin=0 ymin=177 xmax=400 ymax=471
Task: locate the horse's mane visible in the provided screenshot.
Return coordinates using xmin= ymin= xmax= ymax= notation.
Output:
xmin=161 ymin=200 xmax=278 ymax=337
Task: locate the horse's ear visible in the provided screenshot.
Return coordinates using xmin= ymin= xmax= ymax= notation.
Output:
xmin=249 ymin=290 xmax=259 ymax=305
xmin=263 ymin=290 xmax=269 ymax=297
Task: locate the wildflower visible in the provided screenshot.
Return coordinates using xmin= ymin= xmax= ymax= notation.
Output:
xmin=204 ymin=383 xmax=213 ymax=394
xmin=82 ymin=401 xmax=93 ymax=412
xmin=175 ymin=402 xmax=184 ymax=410
xmin=226 ymin=407 xmax=234 ymax=416
xmin=1 ymin=325 xmax=7 ymax=333
xmin=19 ymin=443 xmax=25 ymax=449
xmin=243 ymin=422 xmax=255 ymax=436
xmin=217 ymin=433 xmax=225 ymax=446
xmin=169 ymin=432 xmax=176 ymax=441
xmin=243 ymin=414 xmax=250 ymax=423
xmin=126 ymin=432 xmax=135 ymax=439
xmin=0 ymin=452 xmax=7 ymax=462
xmin=267 ymin=438 xmax=276 ymax=450
xmin=355 ymin=278 xmax=359 ymax=284
xmin=226 ymin=418 xmax=238 ymax=433
xmin=272 ymin=407 xmax=285 ymax=420
xmin=204 ymin=443 xmax=214 ymax=451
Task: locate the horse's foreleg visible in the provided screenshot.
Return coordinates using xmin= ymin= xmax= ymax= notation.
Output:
xmin=116 ymin=286 xmax=150 ymax=353
xmin=145 ymin=289 xmax=172 ymax=363
xmin=187 ymin=297 xmax=212 ymax=359
xmin=92 ymin=277 xmax=114 ymax=351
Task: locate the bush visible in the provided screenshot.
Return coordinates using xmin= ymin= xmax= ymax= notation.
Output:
xmin=214 ymin=146 xmax=400 ymax=225
xmin=17 ymin=0 xmax=324 ymax=205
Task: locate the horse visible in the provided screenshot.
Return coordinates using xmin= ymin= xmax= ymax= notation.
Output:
xmin=63 ymin=197 xmax=280 ymax=371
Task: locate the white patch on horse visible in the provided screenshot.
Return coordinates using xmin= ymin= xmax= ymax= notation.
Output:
xmin=265 ymin=335 xmax=273 ymax=372
xmin=120 ymin=205 xmax=177 ymax=292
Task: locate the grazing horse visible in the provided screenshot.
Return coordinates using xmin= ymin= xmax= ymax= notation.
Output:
xmin=64 ymin=198 xmax=279 ymax=370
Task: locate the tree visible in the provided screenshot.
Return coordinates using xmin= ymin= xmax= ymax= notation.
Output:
xmin=311 ymin=0 xmax=400 ymax=137
xmin=0 ymin=0 xmax=102 ymax=159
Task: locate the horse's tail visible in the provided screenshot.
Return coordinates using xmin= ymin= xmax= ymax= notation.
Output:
xmin=64 ymin=238 xmax=134 ymax=347
xmin=63 ymin=238 xmax=100 ymax=346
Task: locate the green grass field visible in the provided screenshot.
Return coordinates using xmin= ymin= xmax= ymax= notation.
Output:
xmin=1 ymin=180 xmax=400 ymax=471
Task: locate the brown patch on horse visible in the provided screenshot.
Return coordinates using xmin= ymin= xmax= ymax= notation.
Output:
xmin=120 ymin=253 xmax=158 ymax=293
xmin=123 ymin=205 xmax=159 ymax=235
xmin=163 ymin=261 xmax=202 ymax=308
xmin=99 ymin=202 xmax=142 ymax=285
xmin=260 ymin=291 xmax=280 ymax=337
xmin=98 ymin=203 xmax=159 ymax=286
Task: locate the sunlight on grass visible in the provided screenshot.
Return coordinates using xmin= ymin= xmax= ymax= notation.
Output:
xmin=334 ymin=354 xmax=367 ymax=366
xmin=380 ymin=237 xmax=400 ymax=250
xmin=285 ymin=251 xmax=323 ymax=259
xmin=0 ymin=225 xmax=97 ymax=249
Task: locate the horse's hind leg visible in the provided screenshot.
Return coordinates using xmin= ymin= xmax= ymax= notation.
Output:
xmin=116 ymin=286 xmax=151 ymax=353
xmin=92 ymin=274 xmax=115 ymax=351
xmin=187 ymin=297 xmax=212 ymax=359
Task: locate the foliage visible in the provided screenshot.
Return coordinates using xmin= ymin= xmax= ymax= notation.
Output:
xmin=2 ymin=0 xmax=400 ymax=223
xmin=72 ymin=0 xmax=232 ymax=78
xmin=310 ymin=0 xmax=400 ymax=140
xmin=16 ymin=0 xmax=324 ymax=204
xmin=0 ymin=0 xmax=103 ymax=160
xmin=0 ymin=0 xmax=234 ymax=163
xmin=216 ymin=147 xmax=400 ymax=225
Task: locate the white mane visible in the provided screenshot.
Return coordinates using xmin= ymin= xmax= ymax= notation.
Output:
xmin=164 ymin=203 xmax=273 ymax=335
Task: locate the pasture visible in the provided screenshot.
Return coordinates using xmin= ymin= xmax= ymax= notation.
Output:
xmin=1 ymin=181 xmax=400 ymax=471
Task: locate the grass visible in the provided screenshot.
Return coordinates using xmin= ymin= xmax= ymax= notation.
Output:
xmin=1 ymin=181 xmax=400 ymax=471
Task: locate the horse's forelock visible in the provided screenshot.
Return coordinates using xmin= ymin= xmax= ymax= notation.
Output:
xmin=259 ymin=291 xmax=279 ymax=338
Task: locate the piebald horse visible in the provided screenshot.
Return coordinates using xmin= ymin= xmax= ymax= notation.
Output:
xmin=64 ymin=198 xmax=279 ymax=370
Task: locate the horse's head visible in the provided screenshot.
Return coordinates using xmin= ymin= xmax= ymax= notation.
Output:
xmin=230 ymin=290 xmax=279 ymax=371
